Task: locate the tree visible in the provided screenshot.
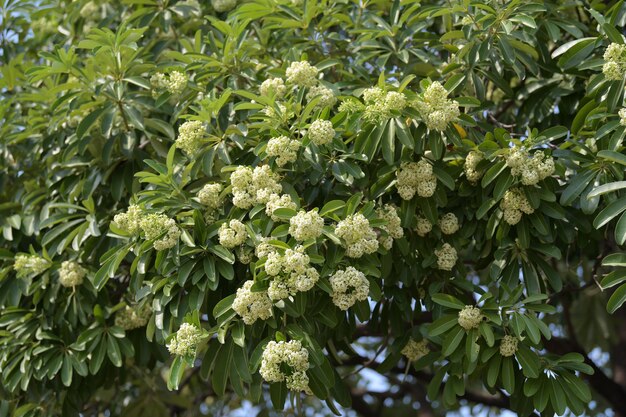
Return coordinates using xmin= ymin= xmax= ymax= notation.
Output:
xmin=2 ymin=0 xmax=626 ymax=416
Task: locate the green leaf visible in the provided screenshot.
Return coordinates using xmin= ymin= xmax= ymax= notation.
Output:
xmin=598 ymin=150 xmax=626 ymax=166
xmin=593 ymin=196 xmax=626 ymax=229
xmin=501 ymin=356 xmax=515 ymax=392
xmin=607 ymin=283 xmax=626 ymax=314
xmin=601 ymin=270 xmax=626 ymax=289
xmin=77 ymin=107 xmax=106 ymax=139
xmin=588 ymin=181 xmax=626 ymax=199
xmin=167 ymin=356 xmax=187 ymax=390
xmin=560 ymin=170 xmax=596 ymax=205
xmin=442 ymin=326 xmax=465 ymax=356
xmin=516 ymin=345 xmax=540 ymax=378
xmin=270 ymin=381 xmax=288 ymax=410
xmin=428 ymin=315 xmax=459 ymax=337
xmin=431 ymin=293 xmax=465 ymax=309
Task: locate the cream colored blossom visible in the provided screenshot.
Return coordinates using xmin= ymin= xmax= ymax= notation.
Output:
xmin=505 ymin=146 xmax=554 ymax=185
xmin=416 ymin=216 xmax=432 ymax=236
xmin=434 ymin=243 xmax=457 ymax=271
xmin=439 ymin=213 xmax=459 ymax=235
xmin=413 ymin=82 xmax=460 ymax=131
xmin=265 ymin=194 xmax=297 ymax=222
xmin=306 ymin=85 xmax=337 ymax=109
xmin=603 ymin=43 xmax=626 ymax=80
xmin=286 ymin=61 xmax=318 ymax=87
xmin=260 ymin=77 xmax=286 ymax=98
xmin=59 ymin=261 xmax=86 ymax=287
xmin=176 ymin=120 xmax=205 ymax=154
xmin=167 ymin=323 xmax=202 ymax=357
xmin=265 ymin=246 xmax=319 ymax=300
xmin=218 ymin=219 xmax=247 ymax=248
xmin=500 ymin=188 xmax=534 ymax=225
xmin=464 ymin=150 xmax=484 ymax=183
xmin=233 ymin=280 xmax=273 ymax=324
xmin=335 ymin=214 xmax=379 ymax=258
xmin=458 ymin=306 xmax=483 ymax=330
xmin=619 ymin=108 xmax=626 ymax=126
xmin=14 ymin=254 xmax=50 ymax=278
xmin=266 ymin=135 xmax=300 ymax=166
xmin=166 ymin=71 xmax=187 ymax=95
xmin=401 ymin=339 xmax=429 ymax=362
xmin=140 ymin=214 xmax=181 ymax=250
xmin=231 ymin=165 xmax=282 ymax=209
xmin=376 ymin=204 xmax=403 ymax=250
xmin=308 ymin=119 xmax=335 ymax=146
xmin=329 ymin=267 xmax=369 ymax=310
xmin=289 ymin=209 xmax=324 ymax=241
xmin=115 ymin=304 xmax=152 ymax=330
xmin=198 ymin=183 xmax=223 ymax=209
xmin=499 ymin=335 xmax=518 ymax=357
xmin=212 ymin=0 xmax=236 ymax=12
xmin=260 ymin=340 xmax=310 ymax=392
xmin=113 ymin=205 xmax=144 ymax=235
xmin=396 ymin=160 xmax=437 ymax=199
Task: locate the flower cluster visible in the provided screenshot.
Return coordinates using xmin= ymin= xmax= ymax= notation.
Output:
xmin=329 ymin=267 xmax=369 ymax=310
xmin=140 ymin=214 xmax=181 ymax=250
xmin=376 ymin=204 xmax=403 ymax=250
xmin=255 ymin=237 xmax=274 ymax=259
xmin=167 ymin=323 xmax=203 ymax=357
xmin=289 ymin=209 xmax=324 ymax=241
xmin=230 ymin=165 xmax=282 ymax=209
xmin=505 ymin=147 xmax=555 ymax=185
xmin=413 ymin=82 xmax=460 ymax=131
xmin=285 ymin=61 xmax=318 ymax=87
xmin=416 ymin=216 xmax=433 ymax=236
xmin=265 ymin=194 xmax=297 ymax=222
xmin=197 ymin=183 xmax=223 ymax=210
xmin=262 ymin=103 xmax=289 ymax=120
xmin=59 ymin=261 xmax=86 ymax=287
xmin=395 ymin=160 xmax=437 ymax=200
xmin=439 ymin=213 xmax=459 ymax=235
xmin=114 ymin=304 xmax=152 ymax=330
xmin=176 ymin=120 xmax=205 ymax=155
xmin=361 ymin=87 xmax=407 ymax=123
xmin=401 ymin=339 xmax=429 ymax=362
xmin=14 ymin=254 xmax=50 ymax=278
xmin=218 ymin=219 xmax=247 ymax=248
xmin=335 ymin=214 xmax=379 ymax=258
xmin=260 ymin=340 xmax=310 ymax=392
xmin=211 ymin=0 xmax=237 ymax=13
xmin=232 ymin=280 xmax=273 ymax=325
xmin=237 ymin=247 xmax=254 ymax=264
xmin=260 ymin=77 xmax=286 ymax=98
xmin=499 ymin=335 xmax=518 ymax=357
xmin=603 ymin=43 xmax=626 ymax=81
xmin=264 ymin=246 xmax=319 ymax=300
xmin=306 ymin=85 xmax=337 ymax=109
xmin=150 ymin=71 xmax=187 ymax=96
xmin=266 ymin=136 xmax=300 ymax=166
xmin=458 ymin=306 xmax=483 ymax=330
xmin=113 ymin=204 xmax=144 ymax=235
xmin=434 ymin=243 xmax=457 ymax=271
xmin=464 ymin=150 xmax=484 ymax=183
xmin=307 ymin=119 xmax=335 ymax=146
xmin=619 ymin=108 xmax=626 ymax=126
xmin=500 ymin=188 xmax=534 ymax=225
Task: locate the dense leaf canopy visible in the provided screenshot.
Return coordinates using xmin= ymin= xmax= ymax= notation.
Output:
xmin=2 ymin=1 xmax=626 ymax=416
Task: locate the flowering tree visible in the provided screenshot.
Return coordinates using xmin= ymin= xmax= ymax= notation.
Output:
xmin=4 ymin=1 xmax=626 ymax=416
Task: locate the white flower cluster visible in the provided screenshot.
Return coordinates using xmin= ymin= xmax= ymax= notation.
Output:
xmin=499 ymin=335 xmax=518 ymax=357
xmin=167 ymin=323 xmax=203 ymax=357
xmin=198 ymin=183 xmax=223 ymax=210
xmin=505 ymin=147 xmax=555 ymax=185
xmin=286 ymin=61 xmax=319 ymax=87
xmin=260 ymin=340 xmax=310 ymax=392
xmin=232 ymin=280 xmax=273 ymax=325
xmin=140 ymin=214 xmax=181 ymax=250
xmin=376 ymin=204 xmax=403 ymax=250
xmin=306 ymin=85 xmax=337 ymax=109
xmin=236 ymin=247 xmax=254 ymax=264
xmin=329 ymin=267 xmax=369 ymax=310
xmin=264 ymin=246 xmax=319 ymax=300
xmin=434 ymin=243 xmax=457 ymax=271
xmin=500 ymin=188 xmax=534 ymax=225
xmin=260 ymin=77 xmax=287 ymax=98
xmin=416 ymin=216 xmax=433 ymax=236
xmin=289 ymin=209 xmax=324 ymax=241
xmin=176 ymin=120 xmax=205 ymax=155
xmin=361 ymin=87 xmax=407 ymax=123
xmin=395 ymin=160 xmax=437 ymax=200
xmin=308 ymin=119 xmax=335 ymax=146
xmin=438 ymin=213 xmax=459 ymax=235
xmin=230 ymin=165 xmax=282 ymax=209
xmin=266 ymin=135 xmax=300 ymax=166
xmin=211 ymin=0 xmax=237 ymax=12
xmin=401 ymin=339 xmax=429 ymax=362
xmin=619 ymin=108 xmax=626 ymax=126
xmin=603 ymin=43 xmax=626 ymax=81
xmin=255 ymin=237 xmax=274 ymax=259
xmin=59 ymin=261 xmax=86 ymax=287
xmin=150 ymin=71 xmax=187 ymax=96
xmin=114 ymin=304 xmax=152 ymax=330
xmin=113 ymin=204 xmax=144 ymax=235
xmin=14 ymin=254 xmax=50 ymax=278
xmin=414 ymin=82 xmax=460 ymax=131
xmin=265 ymin=194 xmax=297 ymax=221
xmin=338 ymin=98 xmax=364 ymax=113
xmin=464 ymin=150 xmax=484 ymax=183
xmin=262 ymin=103 xmax=289 ymax=120
xmin=335 ymin=214 xmax=379 ymax=258
xmin=458 ymin=306 xmax=483 ymax=330
xmin=219 ymin=219 xmax=248 ymax=248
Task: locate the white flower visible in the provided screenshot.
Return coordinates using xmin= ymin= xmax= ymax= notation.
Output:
xmin=230 ymin=165 xmax=282 ymax=209
xmin=458 ymin=305 xmax=483 ymax=330
xmin=308 ymin=119 xmax=335 ymax=146
xmin=167 ymin=323 xmax=202 ymax=357
xmin=255 ymin=237 xmax=275 ymax=259
xmin=286 ymin=61 xmax=319 ymax=87
xmin=59 ymin=261 xmax=86 ymax=287
xmin=264 ymin=246 xmax=319 ymax=300
xmin=620 ymin=108 xmax=626 ymax=126
xmin=289 ymin=209 xmax=324 ymax=241
xmin=260 ymin=77 xmax=286 ymax=98
xmin=500 ymin=188 xmax=534 ymax=225
xmin=306 ymin=85 xmax=337 ymax=109
xmin=505 ymin=146 xmax=554 ymax=185
xmin=115 ymin=304 xmax=152 ymax=330
xmin=211 ymin=0 xmax=237 ymax=12
xmin=265 ymin=194 xmax=297 ymax=222
xmin=413 ymin=82 xmax=460 ymax=131
xmin=14 ymin=254 xmax=50 ymax=278
xmin=384 ymin=91 xmax=407 ymax=111
xmin=166 ymin=71 xmax=187 ymax=95
xmin=434 ymin=243 xmax=457 ymax=271
xmin=198 ymin=183 xmax=223 ymax=209
xmin=603 ymin=43 xmax=626 ymax=81
xmin=416 ymin=216 xmax=432 ymax=237
xmin=232 ymin=281 xmax=273 ymax=325
xmin=140 ymin=214 xmax=181 ymax=250
xmin=499 ymin=335 xmax=518 ymax=357
xmin=329 ymin=267 xmax=369 ymax=310
xmin=260 ymin=340 xmax=310 ymax=392
xmin=439 ymin=213 xmax=459 ymax=235
xmin=464 ymin=150 xmax=484 ymax=183
xmin=376 ymin=204 xmax=403 ymax=249
xmin=266 ymin=136 xmax=300 ymax=166
xmin=362 ymin=87 xmax=385 ymax=104
xmin=113 ymin=205 xmax=144 ymax=235
xmin=176 ymin=120 xmax=205 ymax=154
xmin=401 ymin=339 xmax=429 ymax=362
xmin=396 ymin=160 xmax=437 ymax=199
xmin=218 ymin=219 xmax=247 ymax=248
xmin=335 ymin=213 xmax=379 ymax=258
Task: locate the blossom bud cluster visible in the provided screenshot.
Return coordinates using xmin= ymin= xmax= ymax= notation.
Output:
xmin=376 ymin=204 xmax=403 ymax=250
xmin=232 ymin=280 xmax=273 ymax=325
xmin=211 ymin=0 xmax=237 ymax=13
xmin=413 ymin=82 xmax=460 ymax=131
xmin=265 ymin=194 xmax=297 ymax=222
xmin=395 ymin=160 xmax=437 ymax=200
xmin=115 ymin=304 xmax=152 ymax=330
xmin=505 ymin=147 xmax=554 ymax=185
xmin=434 ymin=243 xmax=457 ymax=271
xmin=603 ymin=43 xmax=626 ymax=81
xmin=197 ymin=183 xmax=223 ymax=210
xmin=262 ymin=103 xmax=289 ymax=120
xmin=334 ymin=213 xmax=379 ymax=258
xmin=266 ymin=135 xmax=300 ymax=166
xmin=286 ymin=61 xmax=319 ymax=87
xmin=218 ymin=219 xmax=248 ymax=248
xmin=401 ymin=339 xmax=430 ymax=362
xmin=14 ymin=254 xmax=50 ymax=278
xmin=176 ymin=120 xmax=205 ymax=155
xmin=464 ymin=150 xmax=484 ymax=183
xmin=263 ymin=246 xmax=319 ymax=300
xmin=113 ymin=205 xmax=144 ymax=235
xmin=230 ymin=165 xmax=282 ymax=209
xmin=361 ymin=87 xmax=407 ymax=123
xmin=150 ymin=71 xmax=187 ymax=96
xmin=619 ymin=108 xmax=626 ymax=126
xmin=438 ymin=213 xmax=459 ymax=235
xmin=59 ymin=261 xmax=86 ymax=287
xmin=329 ymin=267 xmax=369 ymax=310
xmin=139 ymin=214 xmax=181 ymax=250
xmin=260 ymin=77 xmax=287 ymax=98
xmin=289 ymin=209 xmax=324 ymax=241
xmin=458 ymin=306 xmax=483 ymax=330
xmin=499 ymin=335 xmax=518 ymax=357
xmin=236 ymin=247 xmax=254 ymax=264
xmin=306 ymin=85 xmax=337 ymax=109
xmin=416 ymin=216 xmax=433 ymax=236
xmin=167 ymin=323 xmax=203 ymax=357
xmin=260 ymin=340 xmax=310 ymax=392
xmin=307 ymin=119 xmax=335 ymax=146
xmin=500 ymin=188 xmax=534 ymax=225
